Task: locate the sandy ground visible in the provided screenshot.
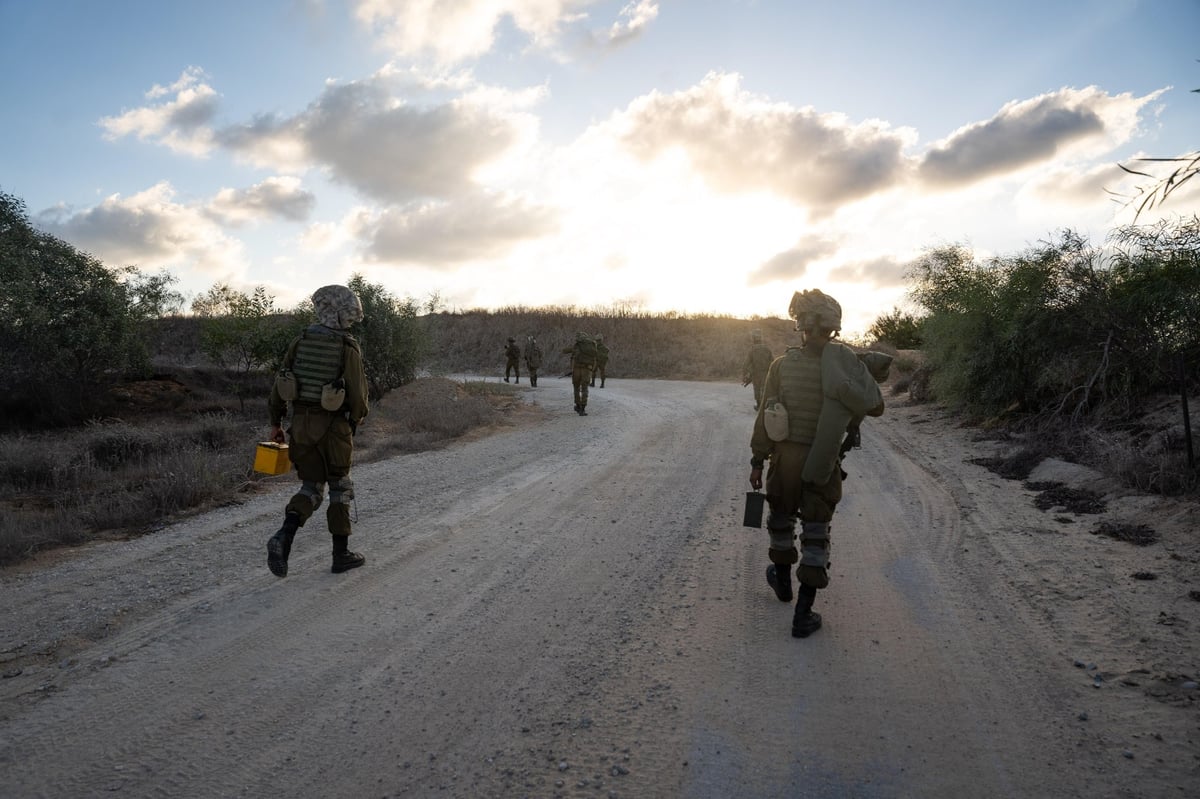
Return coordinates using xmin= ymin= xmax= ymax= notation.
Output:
xmin=0 ymin=378 xmax=1196 ymax=798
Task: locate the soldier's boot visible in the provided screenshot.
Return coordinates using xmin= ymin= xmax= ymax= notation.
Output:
xmin=766 ymin=564 xmax=793 ymax=603
xmin=504 ymin=376 xmax=510 ymax=383
xmin=331 ymin=534 xmax=365 ymax=573
xmin=792 ymin=585 xmax=822 ymax=638
xmin=267 ymin=512 xmax=301 ymax=578
xmin=578 ymin=404 xmax=588 ymax=416
xmin=600 ymin=378 xmax=605 ymax=388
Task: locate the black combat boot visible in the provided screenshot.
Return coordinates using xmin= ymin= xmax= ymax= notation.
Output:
xmin=792 ymin=585 xmax=822 ymax=638
xmin=267 ymin=512 xmax=301 ymax=577
xmin=331 ymin=534 xmax=365 ymax=573
xmin=766 ymin=564 xmax=793 ymax=602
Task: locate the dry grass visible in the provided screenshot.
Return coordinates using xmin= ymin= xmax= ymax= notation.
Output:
xmin=0 ymin=372 xmax=518 ymax=565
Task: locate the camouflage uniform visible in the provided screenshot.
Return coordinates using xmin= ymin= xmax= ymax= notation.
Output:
xmin=749 ymin=289 xmax=884 ymax=638
xmin=562 ymin=332 xmax=598 ymax=416
xmin=590 ymin=335 xmax=610 ymax=387
xmin=524 ymin=336 xmax=543 ymax=387
xmin=504 ymin=337 xmax=521 ymax=383
xmin=742 ymin=330 xmax=774 ymax=410
xmin=267 ymin=285 xmax=370 ymax=577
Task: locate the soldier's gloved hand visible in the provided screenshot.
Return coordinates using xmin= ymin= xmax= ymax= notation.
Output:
xmin=271 ymin=424 xmax=286 ymax=444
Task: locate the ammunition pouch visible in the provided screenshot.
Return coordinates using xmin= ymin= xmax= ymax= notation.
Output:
xmin=320 ymin=379 xmax=346 ymax=411
xmin=275 ymin=371 xmax=298 ymax=402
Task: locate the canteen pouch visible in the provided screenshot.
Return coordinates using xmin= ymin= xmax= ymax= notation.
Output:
xmin=320 ymin=379 xmax=346 ymax=411
xmin=743 ymin=491 xmax=765 ymax=528
xmin=763 ymin=400 xmax=789 ymax=442
xmin=275 ymin=371 xmax=297 ymax=402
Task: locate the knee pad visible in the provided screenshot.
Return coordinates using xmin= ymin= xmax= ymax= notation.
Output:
xmin=328 ymin=475 xmax=355 ymax=505
xmin=767 ymin=516 xmax=798 ymax=563
xmin=298 ymin=481 xmax=325 ymax=511
xmin=799 ymin=522 xmax=831 ymax=587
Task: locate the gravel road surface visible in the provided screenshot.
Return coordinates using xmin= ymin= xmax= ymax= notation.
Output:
xmin=1 ymin=378 xmax=1196 ymax=798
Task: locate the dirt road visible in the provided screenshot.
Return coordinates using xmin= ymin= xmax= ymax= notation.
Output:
xmin=1 ymin=378 xmax=1196 ymax=798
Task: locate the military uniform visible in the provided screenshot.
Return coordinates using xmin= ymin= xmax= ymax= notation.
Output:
xmin=749 ymin=289 xmax=884 ymax=637
xmin=742 ymin=330 xmax=773 ymax=409
xmin=504 ymin=337 xmax=521 ymax=383
xmin=562 ymin=332 xmax=598 ymax=415
xmin=590 ymin=336 xmax=609 ymax=387
xmin=524 ymin=336 xmax=543 ymax=387
xmin=267 ymin=285 xmax=369 ymax=577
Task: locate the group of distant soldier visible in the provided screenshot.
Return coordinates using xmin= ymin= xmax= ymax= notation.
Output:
xmin=503 ymin=332 xmax=608 ymax=416
xmin=262 ymin=283 xmax=888 ymax=645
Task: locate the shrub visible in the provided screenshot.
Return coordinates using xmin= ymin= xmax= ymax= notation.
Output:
xmin=0 ymin=190 xmax=160 ymax=429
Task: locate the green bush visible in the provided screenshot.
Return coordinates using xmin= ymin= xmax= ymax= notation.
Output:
xmin=348 ymin=274 xmax=428 ymax=398
xmin=908 ymin=220 xmax=1200 ymax=418
xmin=866 ymin=307 xmax=924 ymax=348
xmin=0 ymin=190 xmax=164 ymax=428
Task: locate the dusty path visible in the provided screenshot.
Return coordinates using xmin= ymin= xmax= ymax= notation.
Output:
xmin=0 ymin=378 xmax=1196 ymax=798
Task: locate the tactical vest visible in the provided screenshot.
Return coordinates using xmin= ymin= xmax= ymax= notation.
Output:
xmin=777 ymin=347 xmax=823 ymax=443
xmin=292 ymin=329 xmax=346 ymax=405
xmin=573 ymin=338 xmax=598 ymax=367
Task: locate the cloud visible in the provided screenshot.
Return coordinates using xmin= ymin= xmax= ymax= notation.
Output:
xmin=357 ymin=191 xmax=559 ymax=266
xmin=826 ymin=255 xmax=909 ymax=289
xmin=918 ymin=86 xmax=1163 ymax=187
xmin=206 ymin=176 xmax=317 ymax=225
xmin=352 ymin=0 xmax=599 ymax=65
xmin=589 ymin=0 xmax=658 ymax=50
xmin=35 ymin=182 xmax=247 ymax=277
xmin=217 ymin=70 xmax=540 ymax=202
xmin=612 ymin=72 xmax=915 ymax=212
xmin=748 ymin=235 xmax=841 ymax=286
xmin=99 ymin=67 xmax=218 ymax=156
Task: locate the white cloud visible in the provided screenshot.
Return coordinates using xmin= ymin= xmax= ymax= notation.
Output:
xmin=99 ymin=67 xmax=219 ymax=156
xmin=918 ymin=86 xmax=1164 ymax=187
xmin=357 ymin=191 xmax=559 ymax=265
xmin=36 ymin=182 xmax=248 ymax=278
xmin=610 ymin=72 xmax=916 ymax=212
xmin=217 ymin=70 xmax=542 ymax=202
xmin=206 ymin=176 xmax=317 ymax=225
xmin=749 ymin=236 xmax=842 ymax=286
xmin=352 ymin=0 xmax=598 ymax=65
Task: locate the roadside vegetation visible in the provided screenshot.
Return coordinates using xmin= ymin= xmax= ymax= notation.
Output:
xmin=2 ymin=186 xmax=1196 ymax=564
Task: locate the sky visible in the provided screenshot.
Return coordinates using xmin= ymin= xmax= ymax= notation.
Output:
xmin=2 ymin=0 xmax=1199 ymax=336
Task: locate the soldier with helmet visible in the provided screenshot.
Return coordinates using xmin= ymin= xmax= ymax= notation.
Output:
xmin=590 ymin=334 xmax=610 ymax=388
xmin=503 ymin=337 xmax=522 ymax=383
xmin=524 ymin=335 xmax=543 ymax=387
xmin=562 ymin=331 xmax=599 ymax=415
xmin=748 ymin=289 xmax=885 ymax=637
xmin=742 ymin=328 xmax=774 ymax=410
xmin=267 ymin=284 xmax=370 ymax=577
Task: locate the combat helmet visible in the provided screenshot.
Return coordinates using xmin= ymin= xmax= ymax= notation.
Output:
xmin=788 ymin=289 xmax=842 ymax=332
xmin=312 ymin=285 xmax=363 ymax=330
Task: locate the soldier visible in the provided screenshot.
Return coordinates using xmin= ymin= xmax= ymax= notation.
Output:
xmin=524 ymin=335 xmax=543 ymax=387
xmin=267 ymin=284 xmax=370 ymax=577
xmin=561 ymin=332 xmax=598 ymax=415
xmin=742 ymin=328 xmax=774 ymax=410
xmin=748 ymin=289 xmax=885 ymax=637
xmin=590 ymin=334 xmax=610 ymax=387
xmin=503 ymin=336 xmax=521 ymax=383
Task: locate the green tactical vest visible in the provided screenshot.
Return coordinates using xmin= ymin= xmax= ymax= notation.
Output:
xmin=777 ymin=347 xmax=822 ymax=443
xmin=292 ymin=329 xmax=345 ymax=405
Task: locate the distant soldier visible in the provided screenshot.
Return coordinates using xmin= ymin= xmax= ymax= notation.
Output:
xmin=562 ymin=332 xmax=599 ymax=415
xmin=267 ymin=284 xmax=369 ymax=577
xmin=749 ymin=289 xmax=885 ymax=638
xmin=742 ymin=328 xmax=774 ymax=410
xmin=525 ymin=335 xmax=543 ymax=387
xmin=503 ymin=336 xmax=521 ymax=383
xmin=590 ymin=334 xmax=610 ymax=387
